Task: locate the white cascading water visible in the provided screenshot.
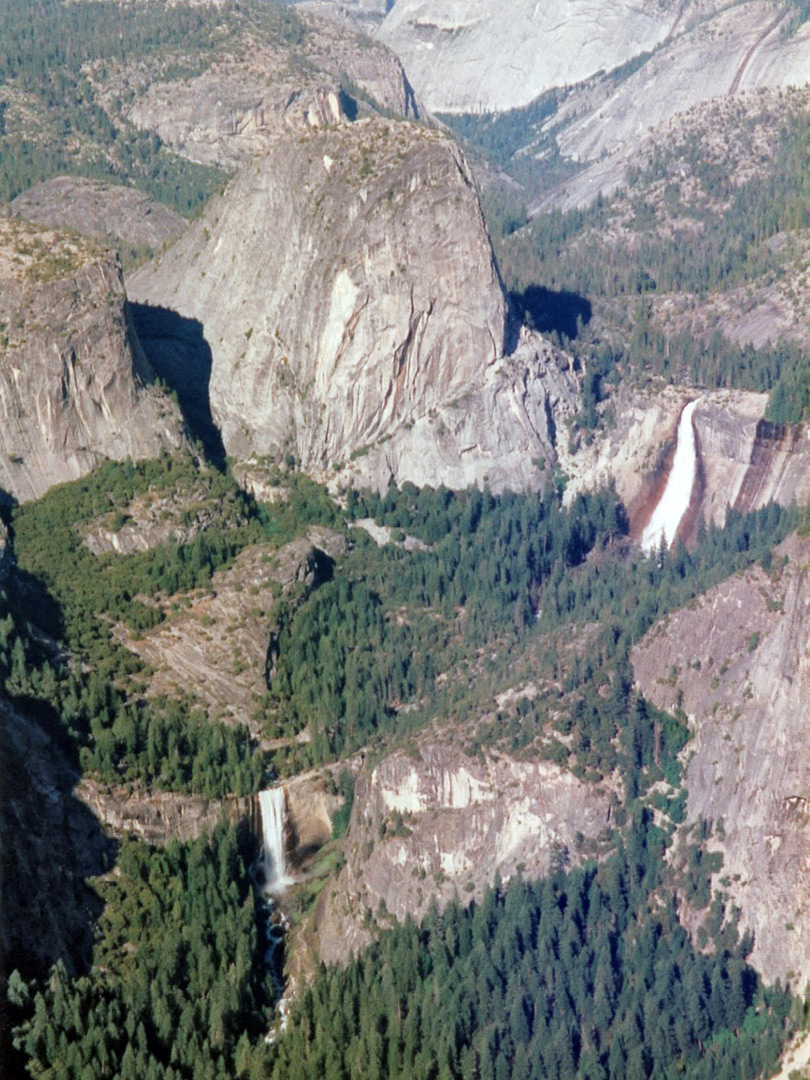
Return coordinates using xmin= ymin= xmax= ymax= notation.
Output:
xmin=641 ymin=398 xmax=700 ymax=554
xmin=258 ymin=787 xmax=292 ymax=893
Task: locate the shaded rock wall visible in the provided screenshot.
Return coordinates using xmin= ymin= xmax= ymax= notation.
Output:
xmin=0 ymin=699 xmax=115 ymax=983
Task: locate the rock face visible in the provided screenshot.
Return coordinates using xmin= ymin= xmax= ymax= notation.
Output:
xmin=315 ymin=740 xmax=613 ymax=962
xmin=695 ymin=402 xmax=810 ymax=523
xmin=528 ymin=7 xmax=810 ymax=211
xmin=76 ymin=779 xmax=255 ymax=847
xmin=632 ymin=533 xmax=810 ymax=987
xmin=314 ymin=0 xmax=809 ymax=125
xmin=0 ymin=697 xmax=115 ymax=982
xmin=373 ymin=0 xmax=680 ymax=114
xmin=10 ymin=177 xmax=187 ymax=250
xmin=551 ymin=2 xmax=810 ymax=167
xmin=0 ymin=218 xmax=185 ymax=504
xmin=101 ymin=11 xmax=421 ymax=171
xmin=130 ymin=120 xmax=579 ymax=492
xmin=561 ymin=385 xmax=810 ymax=539
xmin=119 ymin=529 xmax=345 ymax=734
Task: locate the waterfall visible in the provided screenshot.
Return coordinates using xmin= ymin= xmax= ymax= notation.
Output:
xmin=258 ymin=787 xmax=292 ymax=893
xmin=641 ymin=398 xmax=700 ymax=554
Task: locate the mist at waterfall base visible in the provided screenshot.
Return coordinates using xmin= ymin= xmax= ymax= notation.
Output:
xmin=641 ymin=399 xmax=700 ymax=554
xmin=253 ymin=788 xmax=292 ymax=1017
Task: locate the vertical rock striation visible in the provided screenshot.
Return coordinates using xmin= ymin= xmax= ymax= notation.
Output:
xmin=315 ymin=741 xmax=613 ymax=962
xmin=130 ymin=120 xmax=579 ymax=492
xmin=632 ymin=534 xmax=810 ymax=986
xmin=0 ymin=220 xmax=185 ymax=504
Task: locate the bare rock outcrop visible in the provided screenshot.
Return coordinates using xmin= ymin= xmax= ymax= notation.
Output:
xmin=315 ymin=740 xmax=613 ymax=962
xmin=632 ymin=533 xmax=810 ymax=986
xmin=10 ymin=177 xmax=187 ymax=250
xmin=98 ymin=11 xmax=421 ymax=171
xmin=76 ymin=779 xmax=255 ymax=847
xmin=119 ymin=529 xmax=345 ymax=733
xmin=130 ymin=120 xmax=578 ymax=492
xmin=81 ymin=476 xmax=250 ymax=556
xmin=0 ymin=218 xmax=185 ymax=504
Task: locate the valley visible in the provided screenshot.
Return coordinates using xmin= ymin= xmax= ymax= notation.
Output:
xmin=1 ymin=0 xmax=810 ymax=1078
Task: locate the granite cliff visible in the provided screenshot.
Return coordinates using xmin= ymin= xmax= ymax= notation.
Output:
xmin=91 ymin=8 xmax=422 ymax=172
xmin=632 ymin=532 xmax=810 ymax=987
xmin=10 ymin=178 xmax=187 ymax=251
xmin=560 ymin=384 xmax=810 ymax=540
xmin=0 ymin=218 xmax=186 ymax=504
xmin=130 ymin=120 xmax=579 ymax=492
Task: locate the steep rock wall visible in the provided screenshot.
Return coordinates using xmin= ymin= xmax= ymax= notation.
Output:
xmin=375 ymin=0 xmax=680 ymax=114
xmin=0 ymin=698 xmax=115 ymax=982
xmin=632 ymin=533 xmax=810 ymax=986
xmin=563 ymin=385 xmax=810 ymax=540
xmin=0 ymin=220 xmax=185 ymax=504
xmin=131 ymin=120 xmax=578 ymax=492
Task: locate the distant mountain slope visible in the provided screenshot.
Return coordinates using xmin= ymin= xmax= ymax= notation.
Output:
xmin=375 ymin=0 xmax=680 ymax=114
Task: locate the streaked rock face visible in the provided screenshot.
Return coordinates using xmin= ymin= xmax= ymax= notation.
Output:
xmin=131 ymin=120 xmax=579 ymax=492
xmin=632 ymin=533 xmax=810 ymax=987
xmin=560 ymin=385 xmax=810 ymax=541
xmin=0 ymin=219 xmax=185 ymax=504
xmin=316 ymin=740 xmax=613 ymax=963
xmin=375 ymin=0 xmax=679 ymax=114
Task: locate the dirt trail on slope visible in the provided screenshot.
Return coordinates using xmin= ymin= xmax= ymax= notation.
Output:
xmin=729 ymin=9 xmax=787 ymax=94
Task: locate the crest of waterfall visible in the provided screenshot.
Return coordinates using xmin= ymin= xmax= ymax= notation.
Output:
xmin=641 ymin=398 xmax=700 ymax=554
xmin=258 ymin=787 xmax=292 ymax=892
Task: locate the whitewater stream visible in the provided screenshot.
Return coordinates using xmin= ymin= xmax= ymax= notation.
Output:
xmin=641 ymin=398 xmax=700 ymax=554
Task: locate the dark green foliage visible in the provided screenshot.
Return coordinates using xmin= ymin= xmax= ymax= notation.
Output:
xmin=267 ymin=812 xmax=794 ymax=1080
xmin=330 ymin=770 xmax=355 ymax=839
xmin=0 ymin=578 xmax=266 ymax=796
xmin=11 ymin=454 xmax=259 ymax=660
xmin=268 ymin=484 xmax=626 ymax=759
xmin=539 ymin=500 xmax=798 ymax=637
xmin=493 ymin=110 xmax=810 ymax=420
xmin=438 ymin=89 xmax=560 ymax=174
xmin=272 ymin=477 xmax=795 ymax=783
xmin=505 ymin=111 xmax=810 ymax=302
xmin=4 ymin=456 xmax=337 ymax=795
xmin=12 ymin=825 xmax=271 ymax=1080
